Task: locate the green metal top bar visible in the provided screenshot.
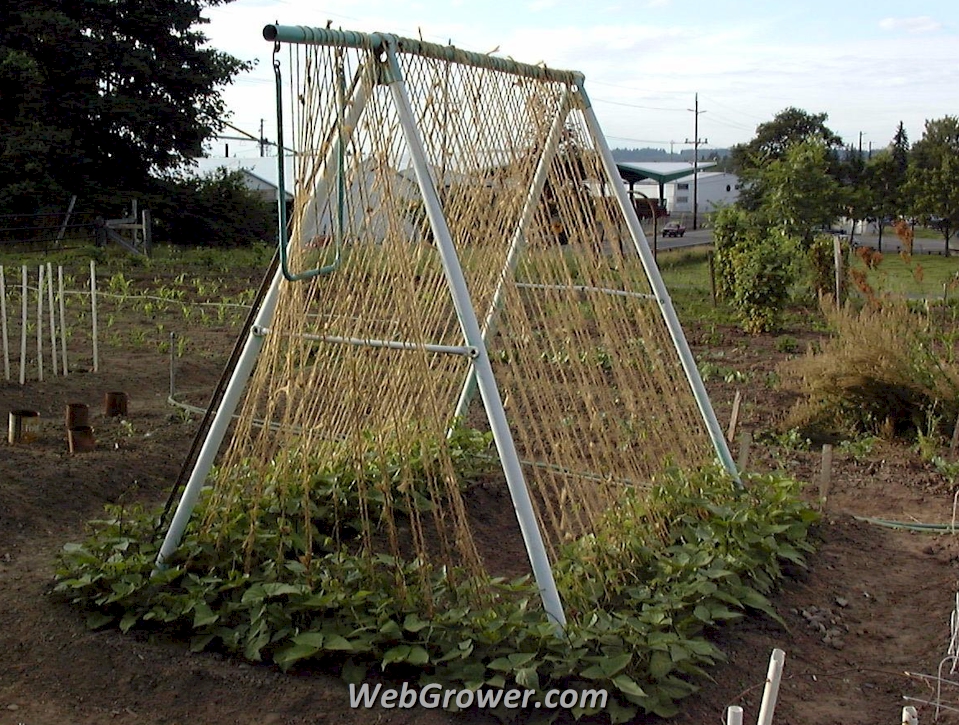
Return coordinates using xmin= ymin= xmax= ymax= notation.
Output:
xmin=263 ymin=25 xmax=584 ymax=86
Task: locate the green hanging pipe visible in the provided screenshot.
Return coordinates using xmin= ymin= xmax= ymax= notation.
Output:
xmin=272 ymin=49 xmax=345 ymax=282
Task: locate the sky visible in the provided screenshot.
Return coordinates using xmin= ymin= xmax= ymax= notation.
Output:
xmin=201 ymin=0 xmax=959 ymax=157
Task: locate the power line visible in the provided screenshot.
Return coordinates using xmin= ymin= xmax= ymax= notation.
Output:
xmin=590 ymin=97 xmax=689 ymax=112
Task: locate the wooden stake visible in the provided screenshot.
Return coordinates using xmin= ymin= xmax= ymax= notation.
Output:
xmin=819 ymin=444 xmax=833 ymax=511
xmin=737 ymin=430 xmax=752 ymax=473
xmin=726 ymin=390 xmax=742 ymax=443
xmin=46 ymin=262 xmax=57 ymax=375
xmin=833 ymin=235 xmax=842 ymax=301
xmin=36 ymin=263 xmax=44 ymax=382
xmin=90 ymin=260 xmax=99 ymax=373
xmin=58 ymin=266 xmax=68 ymax=375
xmin=19 ymin=266 xmax=27 ymax=385
xmin=708 ymin=250 xmax=717 ymax=307
xmin=0 ymin=265 xmax=8 ymax=381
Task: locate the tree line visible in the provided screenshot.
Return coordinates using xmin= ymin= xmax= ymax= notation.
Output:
xmin=729 ymin=107 xmax=959 ymax=253
xmin=713 ymin=107 xmax=959 ymax=333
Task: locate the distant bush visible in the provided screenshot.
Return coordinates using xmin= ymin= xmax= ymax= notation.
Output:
xmin=145 ymin=168 xmax=277 ymax=247
xmin=781 ymin=299 xmax=959 ymax=438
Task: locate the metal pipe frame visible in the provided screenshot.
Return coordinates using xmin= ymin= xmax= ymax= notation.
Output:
xmin=155 ymin=271 xmax=285 ymax=569
xmin=575 ymin=79 xmax=740 ymax=483
xmin=382 ymin=36 xmax=567 ymax=631
xmin=254 ymin=326 xmax=478 ymax=358
xmin=515 ymin=282 xmax=656 ymax=301
xmin=264 ymin=25 xmax=582 ymax=87
xmin=275 ymin=56 xmax=374 ymax=281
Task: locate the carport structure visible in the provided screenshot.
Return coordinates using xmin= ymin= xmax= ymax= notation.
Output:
xmin=615 ymin=160 xmax=715 ymax=216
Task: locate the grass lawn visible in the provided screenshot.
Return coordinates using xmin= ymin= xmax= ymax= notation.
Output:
xmin=853 ymin=251 xmax=959 ymax=298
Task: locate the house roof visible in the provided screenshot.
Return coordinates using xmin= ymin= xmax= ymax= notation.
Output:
xmin=616 ymin=161 xmax=717 ymax=185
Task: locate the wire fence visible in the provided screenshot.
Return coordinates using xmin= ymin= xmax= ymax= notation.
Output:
xmin=0 ymin=210 xmax=101 ymax=252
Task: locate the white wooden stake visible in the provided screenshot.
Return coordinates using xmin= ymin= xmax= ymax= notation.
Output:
xmin=757 ymin=648 xmax=786 ymax=725
xmin=0 ymin=265 xmax=9 ymax=381
xmin=19 ymin=265 xmax=27 ymax=385
xmin=819 ymin=444 xmax=833 ymax=512
xmin=58 ymin=265 xmax=68 ymax=375
xmin=901 ymin=705 xmax=918 ymax=724
xmin=90 ymin=260 xmax=99 ymax=372
xmin=36 ymin=264 xmax=44 ymax=382
xmin=46 ymin=262 xmax=57 ymax=375
xmin=727 ymin=389 xmax=742 ymax=444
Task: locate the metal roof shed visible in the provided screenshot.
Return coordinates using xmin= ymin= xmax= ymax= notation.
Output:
xmin=616 ymin=161 xmax=716 ymax=212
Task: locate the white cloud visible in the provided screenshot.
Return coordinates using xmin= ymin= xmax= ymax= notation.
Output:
xmin=878 ymin=16 xmax=942 ymax=34
xmin=528 ymin=0 xmax=558 ymax=11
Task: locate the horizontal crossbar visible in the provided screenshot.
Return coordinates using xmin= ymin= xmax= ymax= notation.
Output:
xmin=253 ymin=326 xmax=478 ymax=358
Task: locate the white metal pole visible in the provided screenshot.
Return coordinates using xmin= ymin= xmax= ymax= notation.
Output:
xmin=19 ymin=266 xmax=27 ymax=385
xmin=756 ymin=648 xmax=786 ymax=725
xmin=384 ymin=37 xmax=566 ymax=630
xmin=156 ymin=270 xmax=284 ymax=568
xmin=725 ymin=705 xmax=743 ymax=725
xmin=0 ymin=265 xmax=9 ymax=381
xmin=46 ymin=262 xmax=57 ymax=375
xmin=58 ymin=265 xmax=68 ymax=374
xmin=452 ymin=90 xmax=572 ymax=422
xmin=36 ymin=264 xmax=44 ymax=382
xmin=902 ymin=705 xmax=918 ymax=725
xmin=90 ymin=260 xmax=99 ymax=372
xmin=576 ymin=80 xmax=740 ymax=483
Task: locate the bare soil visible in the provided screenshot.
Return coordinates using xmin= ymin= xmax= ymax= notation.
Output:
xmin=2 ymin=261 xmax=959 ymax=725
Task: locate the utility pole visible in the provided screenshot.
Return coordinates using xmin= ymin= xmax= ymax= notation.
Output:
xmin=259 ymin=119 xmax=266 ymax=157
xmin=685 ymin=93 xmax=707 ymax=231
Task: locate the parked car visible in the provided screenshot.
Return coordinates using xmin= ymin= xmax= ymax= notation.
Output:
xmin=662 ymin=221 xmax=686 ymax=238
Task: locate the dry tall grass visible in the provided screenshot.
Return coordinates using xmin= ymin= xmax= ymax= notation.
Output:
xmin=782 ymin=298 xmax=959 ymax=438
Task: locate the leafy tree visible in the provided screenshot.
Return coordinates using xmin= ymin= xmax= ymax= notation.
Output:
xmin=757 ymin=139 xmax=843 ymax=244
xmin=906 ymin=116 xmax=959 ymax=255
xmin=838 ymin=144 xmax=867 ymax=245
xmin=145 ymin=169 xmax=277 ymax=247
xmin=0 ymin=0 xmax=250 ymax=213
xmin=731 ymin=107 xmax=844 ymax=210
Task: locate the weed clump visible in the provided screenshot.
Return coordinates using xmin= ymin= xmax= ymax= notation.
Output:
xmin=781 ymin=299 xmax=959 ymax=438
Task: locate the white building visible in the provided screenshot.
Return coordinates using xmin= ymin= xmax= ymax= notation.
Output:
xmin=627 ymin=170 xmax=739 ymax=217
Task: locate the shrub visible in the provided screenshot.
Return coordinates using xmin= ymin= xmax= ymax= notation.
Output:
xmin=781 ymin=298 xmax=959 ymax=438
xmin=713 ymin=206 xmax=795 ymax=333
xmin=145 ymin=168 xmax=277 ymax=247
xmin=55 ymin=459 xmax=816 ymax=723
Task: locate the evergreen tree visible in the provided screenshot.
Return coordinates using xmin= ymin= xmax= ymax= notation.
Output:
xmin=0 ymin=0 xmax=250 ymax=212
